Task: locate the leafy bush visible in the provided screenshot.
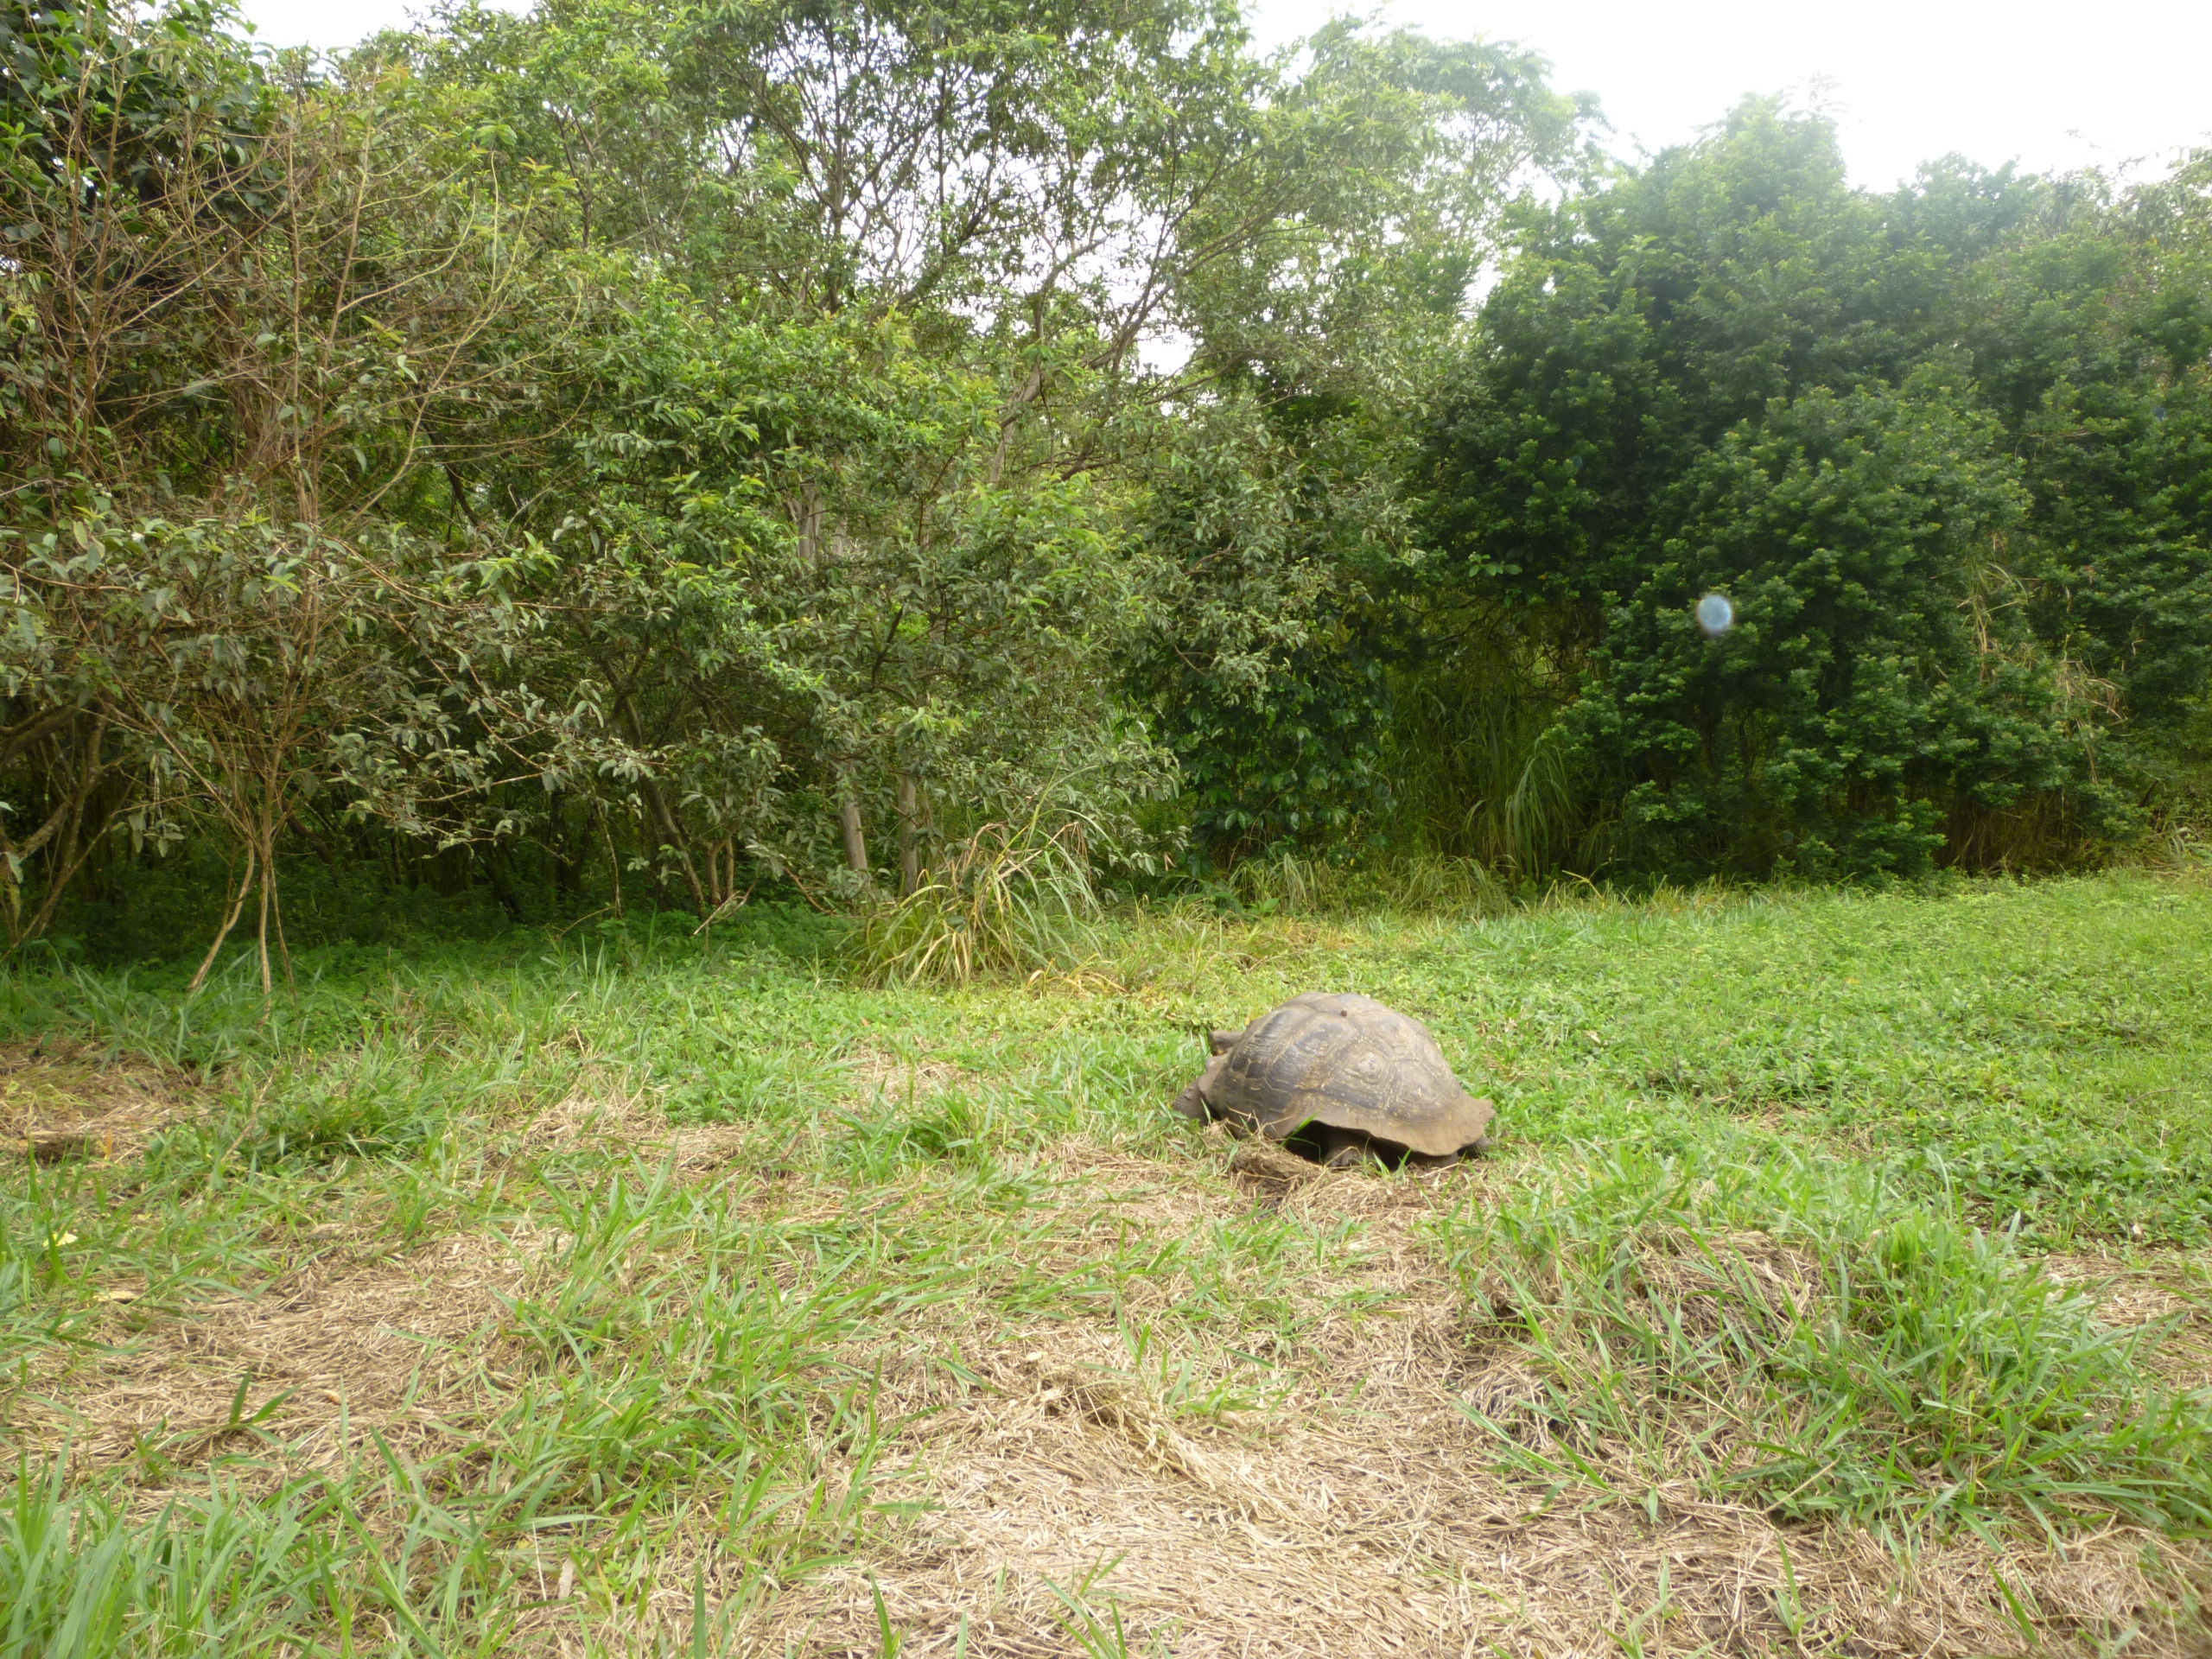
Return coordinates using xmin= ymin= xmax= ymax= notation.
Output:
xmin=1560 ymin=381 xmax=2104 ymax=875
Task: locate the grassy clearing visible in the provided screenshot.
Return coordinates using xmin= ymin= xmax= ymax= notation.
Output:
xmin=1 ymin=871 xmax=2209 ymax=1655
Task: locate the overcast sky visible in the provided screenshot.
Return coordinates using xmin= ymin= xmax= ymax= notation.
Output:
xmin=236 ymin=0 xmax=2211 ymax=191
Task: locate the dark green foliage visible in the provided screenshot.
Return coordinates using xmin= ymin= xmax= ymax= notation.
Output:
xmin=0 ymin=0 xmax=1604 ymax=954
xmin=1155 ymin=641 xmax=1392 ymax=865
xmin=0 ymin=0 xmax=276 ymax=257
xmin=1122 ymin=29 xmax=1591 ymax=868
xmin=1564 ymin=382 xmax=2099 ymax=875
xmin=1420 ymin=104 xmax=2212 ymax=874
xmin=1960 ymin=188 xmax=2212 ymax=752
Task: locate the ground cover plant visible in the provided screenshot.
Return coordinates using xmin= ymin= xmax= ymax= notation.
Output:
xmin=1 ymin=868 xmax=2209 ymax=1656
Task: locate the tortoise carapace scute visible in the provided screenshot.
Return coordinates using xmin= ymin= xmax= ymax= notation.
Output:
xmin=1172 ymin=992 xmax=1494 ymax=1161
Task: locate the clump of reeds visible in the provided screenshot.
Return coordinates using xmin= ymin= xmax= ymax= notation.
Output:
xmin=848 ymin=817 xmax=1103 ymax=987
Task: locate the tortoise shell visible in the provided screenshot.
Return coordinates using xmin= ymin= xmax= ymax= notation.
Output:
xmin=1172 ymin=991 xmax=1494 ymax=1160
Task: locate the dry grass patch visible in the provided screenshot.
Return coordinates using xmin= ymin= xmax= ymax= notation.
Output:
xmin=10 ymin=1229 xmax=531 ymax=1488
xmin=2043 ymin=1250 xmax=2212 ymax=1389
xmin=521 ymin=1077 xmax=756 ymax=1180
xmin=743 ymin=1147 xmax=2212 ymax=1658
xmin=0 ymin=1039 xmax=187 ymax=1162
xmin=3 ymin=1077 xmax=753 ymax=1494
xmin=844 ymin=1043 xmax=978 ymax=1106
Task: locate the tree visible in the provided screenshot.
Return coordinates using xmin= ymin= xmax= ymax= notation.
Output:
xmin=0 ymin=0 xmax=592 ymax=962
xmin=400 ymin=0 xmax=1594 ymax=880
xmin=1421 ymin=103 xmax=2133 ymax=876
xmin=1950 ymin=162 xmax=2212 ymax=797
xmin=1126 ymin=22 xmax=1593 ymax=866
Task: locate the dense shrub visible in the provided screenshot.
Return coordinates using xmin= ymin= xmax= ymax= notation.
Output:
xmin=1417 ymin=105 xmax=2211 ymax=876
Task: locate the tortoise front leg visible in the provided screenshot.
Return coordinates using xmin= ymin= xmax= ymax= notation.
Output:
xmin=1319 ymin=1125 xmax=1370 ymax=1168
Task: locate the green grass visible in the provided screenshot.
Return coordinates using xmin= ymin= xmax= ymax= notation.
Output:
xmin=1 ymin=871 xmax=2209 ymax=1653
xmin=1439 ymin=1141 xmax=2212 ymax=1535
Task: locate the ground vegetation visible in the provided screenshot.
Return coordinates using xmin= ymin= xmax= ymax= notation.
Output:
xmin=2 ymin=871 xmax=2209 ymax=1652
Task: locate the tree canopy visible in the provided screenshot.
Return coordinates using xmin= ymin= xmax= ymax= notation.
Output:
xmin=1420 ymin=105 xmax=2210 ymax=876
xmin=0 ymin=1 xmax=2205 ymax=966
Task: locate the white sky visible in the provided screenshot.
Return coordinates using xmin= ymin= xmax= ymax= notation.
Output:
xmin=237 ymin=0 xmax=2212 ymax=191
xmin=1252 ymin=0 xmax=2212 ymax=188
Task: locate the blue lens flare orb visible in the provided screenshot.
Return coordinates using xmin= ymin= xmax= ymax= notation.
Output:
xmin=1695 ymin=592 xmax=1735 ymax=637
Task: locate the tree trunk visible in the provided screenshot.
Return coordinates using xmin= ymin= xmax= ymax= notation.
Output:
xmin=188 ymin=849 xmax=257 ymax=995
xmin=896 ymin=774 xmax=923 ymax=894
xmin=639 ymin=775 xmax=708 ymax=912
xmin=269 ymin=848 xmax=296 ymax=992
xmin=5 ymin=714 xmax=113 ymax=950
xmin=840 ymin=792 xmax=870 ymax=880
xmin=255 ymin=847 xmax=274 ymax=998
xmin=600 ymin=809 xmax=625 ymax=917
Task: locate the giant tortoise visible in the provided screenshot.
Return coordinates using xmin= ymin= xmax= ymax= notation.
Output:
xmin=1173 ymin=991 xmax=1494 ymax=1166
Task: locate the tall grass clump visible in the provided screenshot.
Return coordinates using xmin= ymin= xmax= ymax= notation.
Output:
xmin=1228 ymin=851 xmax=1511 ymax=917
xmin=0 ymin=1462 xmax=370 ymax=1658
xmin=1383 ymin=638 xmax=1604 ymax=878
xmin=848 ymin=819 xmax=1102 ymax=987
xmin=1435 ymin=1142 xmax=2212 ymax=1537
